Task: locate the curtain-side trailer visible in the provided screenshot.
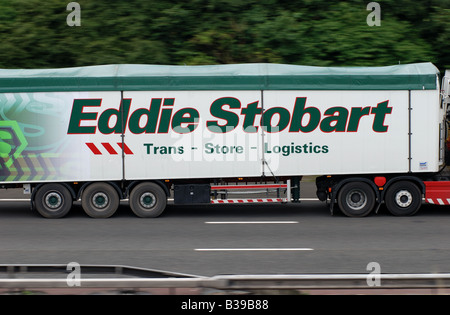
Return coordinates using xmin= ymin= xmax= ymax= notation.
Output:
xmin=0 ymin=62 xmax=447 ymax=218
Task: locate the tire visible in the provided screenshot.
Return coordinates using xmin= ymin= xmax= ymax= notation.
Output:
xmin=34 ymin=184 xmax=73 ymax=218
xmin=385 ymin=181 xmax=421 ymax=216
xmin=129 ymin=182 xmax=167 ymax=218
xmin=81 ymin=182 xmax=119 ymax=218
xmin=337 ymin=182 xmax=376 ymax=217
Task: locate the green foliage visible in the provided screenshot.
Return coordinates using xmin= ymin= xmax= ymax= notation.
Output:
xmin=0 ymin=0 xmax=448 ymax=69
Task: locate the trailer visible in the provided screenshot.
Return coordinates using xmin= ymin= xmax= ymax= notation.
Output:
xmin=0 ymin=62 xmax=447 ymax=218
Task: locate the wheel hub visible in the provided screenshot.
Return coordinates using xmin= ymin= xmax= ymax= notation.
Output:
xmin=45 ymin=192 xmax=62 ymax=209
xmin=395 ymin=190 xmax=412 ymax=208
xmin=92 ymin=192 xmax=108 ymax=209
xmin=346 ymin=189 xmax=367 ymax=211
xmin=140 ymin=192 xmax=156 ymax=209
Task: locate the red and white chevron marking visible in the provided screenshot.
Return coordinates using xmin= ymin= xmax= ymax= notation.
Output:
xmin=211 ymin=198 xmax=287 ymax=204
xmin=425 ymin=198 xmax=450 ymax=205
xmin=424 ymin=181 xmax=450 ymax=206
xmin=86 ymin=142 xmax=134 ymax=155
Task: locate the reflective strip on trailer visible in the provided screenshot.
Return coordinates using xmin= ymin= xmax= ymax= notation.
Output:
xmin=211 ymin=184 xmax=288 ymax=190
xmin=211 ymin=198 xmax=287 ymax=204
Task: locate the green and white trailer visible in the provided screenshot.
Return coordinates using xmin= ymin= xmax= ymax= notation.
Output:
xmin=0 ymin=62 xmax=447 ymax=218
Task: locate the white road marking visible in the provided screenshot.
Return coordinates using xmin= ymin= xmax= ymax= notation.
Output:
xmin=205 ymin=221 xmax=298 ymax=224
xmin=195 ymin=248 xmax=313 ymax=251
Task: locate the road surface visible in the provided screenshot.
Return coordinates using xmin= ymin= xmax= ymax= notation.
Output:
xmin=0 ymin=189 xmax=449 ymax=277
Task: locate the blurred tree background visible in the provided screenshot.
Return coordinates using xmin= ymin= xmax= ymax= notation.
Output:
xmin=0 ymin=0 xmax=448 ymax=69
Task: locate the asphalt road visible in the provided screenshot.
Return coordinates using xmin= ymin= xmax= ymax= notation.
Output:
xmin=0 ymin=190 xmax=450 ymax=277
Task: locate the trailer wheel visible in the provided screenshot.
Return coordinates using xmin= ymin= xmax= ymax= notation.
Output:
xmin=337 ymin=182 xmax=375 ymax=217
xmin=34 ymin=184 xmax=73 ymax=218
xmin=385 ymin=181 xmax=421 ymax=216
xmin=81 ymin=182 xmax=119 ymax=218
xmin=129 ymin=182 xmax=167 ymax=218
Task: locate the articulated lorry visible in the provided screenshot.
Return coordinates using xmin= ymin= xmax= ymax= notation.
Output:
xmin=0 ymin=62 xmax=448 ymax=218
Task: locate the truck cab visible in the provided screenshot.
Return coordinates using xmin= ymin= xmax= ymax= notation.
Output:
xmin=443 ymin=70 xmax=450 ymax=110
xmin=442 ymin=71 xmax=450 ymax=163
xmin=442 ymin=71 xmax=450 ymax=120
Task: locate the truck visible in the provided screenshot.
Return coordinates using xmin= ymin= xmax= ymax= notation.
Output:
xmin=0 ymin=62 xmax=447 ymax=218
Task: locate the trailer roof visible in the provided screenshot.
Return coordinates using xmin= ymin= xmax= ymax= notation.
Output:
xmin=0 ymin=62 xmax=439 ymax=92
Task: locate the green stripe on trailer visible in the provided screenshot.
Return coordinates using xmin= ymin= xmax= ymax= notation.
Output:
xmin=0 ymin=62 xmax=439 ymax=92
